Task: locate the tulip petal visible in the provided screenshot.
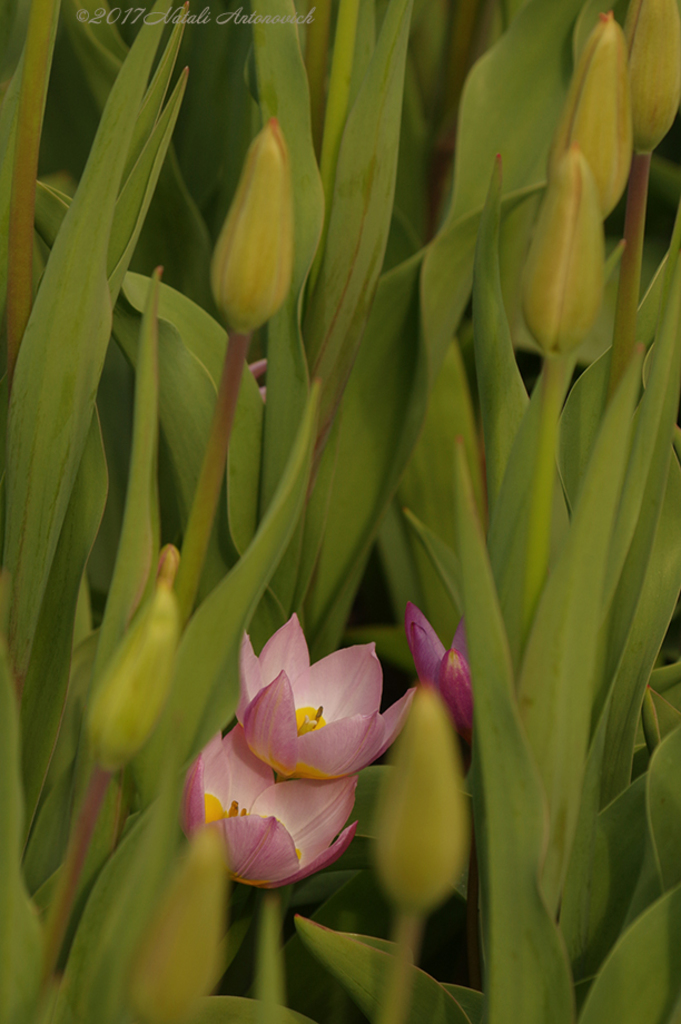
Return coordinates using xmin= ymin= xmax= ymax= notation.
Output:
xmin=242 ymin=672 xmax=298 ymax=775
xmin=294 ymin=714 xmax=383 ymax=778
xmin=439 ymin=651 xmax=473 ymax=738
xmin=237 ymin=633 xmax=263 ymax=721
xmin=209 ymin=726 xmax=275 ymax=810
xmin=182 ymin=753 xmax=206 ymax=833
xmin=299 ymin=644 xmax=383 ymax=718
xmin=369 ymin=687 xmax=416 ymax=762
xmin=258 ymin=613 xmax=310 ymax=688
xmin=405 ymin=602 xmax=445 ymax=685
xmin=274 ymin=822 xmax=358 ymax=887
xmin=452 ymin=617 xmax=468 ymax=661
xmin=219 ymin=814 xmax=300 ymax=884
xmin=251 ymin=776 xmax=357 ymax=862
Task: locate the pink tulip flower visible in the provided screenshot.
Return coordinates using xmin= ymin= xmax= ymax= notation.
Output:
xmin=237 ymin=614 xmax=415 ymax=779
xmin=183 ymin=726 xmax=357 ymax=887
xmin=404 ymin=602 xmax=473 ymax=744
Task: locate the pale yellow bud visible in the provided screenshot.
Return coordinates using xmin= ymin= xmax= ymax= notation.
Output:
xmin=549 ymin=11 xmax=632 ymax=216
xmin=373 ymin=687 xmax=469 ymax=916
xmin=129 ymin=828 xmax=227 ymax=1024
xmin=625 ymin=0 xmax=681 ymax=152
xmin=87 ymin=583 xmax=180 ymax=771
xmin=523 ymin=145 xmax=605 ymax=356
xmin=210 ymin=118 xmax=294 ymax=333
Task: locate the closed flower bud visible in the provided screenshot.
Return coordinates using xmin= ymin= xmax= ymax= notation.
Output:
xmin=373 ymin=687 xmax=469 ymax=916
xmin=625 ymin=0 xmax=681 ymax=153
xmin=87 ymin=583 xmax=180 ymax=771
xmin=210 ymin=118 xmax=294 ymax=333
xmin=549 ymin=12 xmax=632 ymax=216
xmin=129 ymin=828 xmax=227 ymax=1024
xmin=523 ymin=145 xmax=605 ymax=355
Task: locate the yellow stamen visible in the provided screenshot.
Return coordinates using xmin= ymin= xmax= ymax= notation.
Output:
xmin=227 ymin=800 xmax=240 ymax=818
xmin=204 ymin=793 xmax=226 ymax=823
xmin=296 ymin=705 xmax=327 ymax=736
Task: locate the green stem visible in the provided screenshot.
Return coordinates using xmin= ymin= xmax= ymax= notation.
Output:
xmin=6 ymin=0 xmax=60 ymax=391
xmin=174 ymin=332 xmax=251 ymax=626
xmin=41 ymin=767 xmax=111 ymax=989
xmin=305 ymin=0 xmax=332 ymax=158
xmin=522 ymin=356 xmax=569 ymax=642
xmin=376 ymin=913 xmax=424 ymax=1024
xmin=608 ymin=152 xmax=652 ymax=400
xmin=308 ymin=0 xmax=360 ymax=296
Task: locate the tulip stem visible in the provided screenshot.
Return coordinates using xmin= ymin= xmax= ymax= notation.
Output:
xmin=174 ymin=331 xmax=251 ymax=626
xmin=41 ymin=766 xmax=111 ymax=990
xmin=608 ymin=152 xmax=652 ymax=400
xmin=376 ymin=912 xmax=424 ymax=1024
xmin=308 ymin=0 xmax=361 ymax=297
xmin=305 ymin=0 xmax=333 ymax=158
xmin=522 ymin=355 xmax=569 ymax=644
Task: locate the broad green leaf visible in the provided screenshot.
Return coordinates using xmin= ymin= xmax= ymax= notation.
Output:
xmin=184 ymin=997 xmax=318 ymax=1024
xmin=403 ymin=509 xmax=462 ymax=611
xmin=304 ymin=0 xmax=414 ymax=446
xmin=647 ymin=726 xmax=681 ymax=892
xmin=442 ymin=987 xmax=483 ymax=1024
xmin=4 ymin=16 xmax=164 ymax=685
xmin=62 ymin=0 xmax=125 ymax=110
xmin=295 ymin=918 xmax=471 ymax=1024
xmin=562 ymin=773 xmax=647 ymax=981
xmin=452 ymin=444 xmax=573 ymax=1024
xmin=651 ymin=660 xmax=681 ymax=693
xmin=343 ymin=624 xmax=414 ymax=674
xmin=517 ymin=350 xmax=642 ymax=911
xmin=93 ymin=271 xmax=160 ymax=682
xmin=134 ymin=386 xmax=319 ymax=802
xmin=253 ymin=0 xmax=321 ymax=523
xmin=578 ymin=883 xmax=681 ymax=1024
xmin=0 ymin=634 xmax=41 ymax=1024
xmin=19 ymin=415 xmax=107 ymax=839
xmin=642 ymin=687 xmax=681 ymax=750
xmin=472 ymin=157 xmax=528 ymax=514
xmin=352 ymin=766 xmax=392 ymax=838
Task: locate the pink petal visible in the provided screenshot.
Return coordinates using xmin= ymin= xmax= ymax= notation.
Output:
xmin=439 ymin=650 xmax=473 ymax=740
xmin=258 ymin=613 xmax=310 ymax=688
xmin=209 ymin=726 xmax=274 ymax=809
xmin=182 ymin=753 xmax=205 ymax=834
xmin=294 ymin=714 xmax=383 ymax=778
xmin=238 ymin=633 xmax=263 ymax=721
xmin=219 ymin=814 xmax=300 ymax=884
xmin=251 ymin=776 xmax=357 ymax=862
xmin=405 ymin=603 xmax=445 ymax=685
xmin=300 ymin=644 xmax=383 ymax=719
xmin=242 ymin=672 xmax=298 ymax=775
xmin=272 ymin=822 xmax=358 ymax=887
xmin=452 ymin=617 xmax=468 ymax=661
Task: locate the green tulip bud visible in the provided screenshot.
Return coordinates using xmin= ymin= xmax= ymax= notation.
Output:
xmin=625 ymin=0 xmax=681 ymax=153
xmin=87 ymin=583 xmax=180 ymax=771
xmin=523 ymin=144 xmax=605 ymax=356
xmin=549 ymin=11 xmax=632 ymax=216
xmin=210 ymin=118 xmax=294 ymax=333
xmin=373 ymin=687 xmax=469 ymax=916
xmin=129 ymin=828 xmax=227 ymax=1024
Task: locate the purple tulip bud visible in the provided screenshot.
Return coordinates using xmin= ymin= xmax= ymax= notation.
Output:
xmin=405 ymin=602 xmax=473 ymax=744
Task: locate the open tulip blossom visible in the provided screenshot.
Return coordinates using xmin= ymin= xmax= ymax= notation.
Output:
xmin=183 ymin=726 xmax=358 ymax=887
xmin=405 ymin=603 xmax=473 ymax=745
xmin=236 ymin=614 xmax=415 ymax=779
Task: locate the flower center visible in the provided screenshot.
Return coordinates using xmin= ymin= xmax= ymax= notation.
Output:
xmin=295 ymin=705 xmax=326 ymax=736
xmin=204 ymin=793 xmax=248 ymax=823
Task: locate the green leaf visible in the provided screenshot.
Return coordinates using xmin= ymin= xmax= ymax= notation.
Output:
xmin=472 ymin=157 xmax=528 ymax=515
xmin=19 ymin=415 xmax=107 ymax=839
xmin=517 ymin=350 xmax=643 ymax=911
xmin=578 ymin=883 xmax=681 ymax=1024
xmin=442 ymin=987 xmax=483 ymax=1024
xmin=184 ymin=997 xmax=319 ymax=1024
xmin=0 ymin=633 xmax=41 ymax=1024
xmin=402 ymin=509 xmax=462 ymax=611
xmin=452 ymin=443 xmax=573 ymax=1024
xmin=134 ymin=386 xmax=319 ymax=802
xmin=295 ymin=918 xmax=471 ymax=1024
xmin=304 ymin=0 xmax=414 ymax=445
xmin=647 ymin=726 xmax=681 ymax=892
xmin=4 ymin=15 xmax=165 ymax=685
xmin=255 ymin=893 xmax=286 ymax=1022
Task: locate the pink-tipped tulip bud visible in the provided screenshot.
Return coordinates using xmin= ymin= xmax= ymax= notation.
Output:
xmin=128 ymin=828 xmax=227 ymax=1024
xmin=373 ymin=687 xmax=470 ymax=915
xmin=210 ymin=118 xmax=294 ymax=332
xmin=625 ymin=0 xmax=681 ymax=153
xmin=549 ymin=12 xmax=632 ymax=216
xmin=405 ymin=603 xmax=473 ymax=744
xmin=87 ymin=583 xmax=180 ymax=771
xmin=523 ymin=145 xmax=605 ymax=355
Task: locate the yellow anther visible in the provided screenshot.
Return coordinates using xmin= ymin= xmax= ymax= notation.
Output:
xmin=227 ymin=801 xmax=240 ymax=818
xmin=296 ymin=705 xmax=327 ymax=736
xmin=240 ymin=807 xmax=248 ymax=816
